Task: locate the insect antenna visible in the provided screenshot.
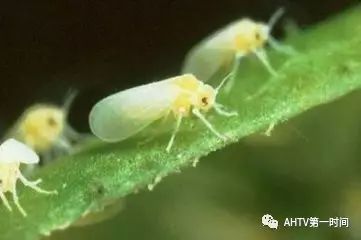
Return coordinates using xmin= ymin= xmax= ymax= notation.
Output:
xmin=63 ymin=88 xmax=79 ymax=117
xmin=268 ymin=35 xmax=297 ymax=55
xmin=62 ymin=89 xmax=83 ymax=142
xmin=215 ymin=73 xmax=233 ymax=94
xmin=268 ymin=7 xmax=285 ymax=33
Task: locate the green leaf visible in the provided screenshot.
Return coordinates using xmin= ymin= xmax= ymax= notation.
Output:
xmin=2 ymin=5 xmax=361 ymax=240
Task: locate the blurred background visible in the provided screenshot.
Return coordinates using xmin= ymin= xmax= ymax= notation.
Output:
xmin=0 ymin=0 xmax=360 ymax=239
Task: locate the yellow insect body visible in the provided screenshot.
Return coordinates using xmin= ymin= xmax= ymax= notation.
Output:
xmin=182 ymin=8 xmax=294 ymax=89
xmin=202 ymin=19 xmax=269 ymax=55
xmin=17 ymin=105 xmax=65 ymax=153
xmin=89 ymin=74 xmax=236 ymax=152
xmin=0 ymin=139 xmax=57 ymax=216
xmin=5 ymin=91 xmax=81 ymax=160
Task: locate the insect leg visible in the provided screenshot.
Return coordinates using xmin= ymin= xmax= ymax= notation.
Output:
xmin=214 ymin=103 xmax=238 ymax=117
xmin=192 ymin=108 xmax=227 ymax=140
xmin=192 ymin=158 xmax=200 ymax=167
xmin=55 ymin=137 xmax=72 ymax=151
xmin=264 ymin=122 xmax=276 ymax=137
xmin=268 ymin=36 xmax=297 ymax=55
xmin=139 ymin=111 xmax=172 ymax=147
xmin=18 ymin=172 xmax=57 ymax=195
xmin=166 ymin=114 xmax=183 ymax=153
xmin=223 ymin=55 xmax=242 ymax=93
xmin=12 ymin=185 xmax=27 ymax=217
xmin=0 ymin=188 xmax=12 ymax=212
xmin=48 ymin=137 xmax=74 ymax=161
xmin=253 ymin=49 xmax=278 ymax=77
xmin=64 ymin=124 xmax=83 ymax=141
xmin=24 ymin=178 xmax=42 ymax=185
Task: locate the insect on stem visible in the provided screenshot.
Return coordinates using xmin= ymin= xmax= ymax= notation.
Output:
xmin=0 ymin=139 xmax=57 ymax=216
xmin=89 ymin=74 xmax=231 ymax=152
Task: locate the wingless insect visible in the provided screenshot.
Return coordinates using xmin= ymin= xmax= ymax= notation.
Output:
xmin=0 ymin=138 xmax=57 ymax=216
xmin=89 ymin=74 xmax=237 ymax=152
xmin=182 ymin=8 xmax=295 ymax=91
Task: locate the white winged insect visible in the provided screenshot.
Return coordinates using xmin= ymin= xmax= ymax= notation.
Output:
xmin=4 ymin=90 xmax=82 ymax=162
xmin=89 ymin=74 xmax=237 ymax=152
xmin=0 ymin=138 xmax=57 ymax=216
xmin=182 ymin=8 xmax=295 ymax=91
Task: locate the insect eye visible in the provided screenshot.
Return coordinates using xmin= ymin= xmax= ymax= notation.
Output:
xmin=47 ymin=117 xmax=57 ymax=127
xmin=201 ymin=97 xmax=208 ymax=106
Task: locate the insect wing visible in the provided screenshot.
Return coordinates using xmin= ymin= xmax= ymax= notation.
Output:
xmin=182 ymin=22 xmax=242 ymax=82
xmin=0 ymin=138 xmax=39 ymax=164
xmin=89 ymin=80 xmax=179 ymax=142
xmin=182 ymin=44 xmax=234 ymax=82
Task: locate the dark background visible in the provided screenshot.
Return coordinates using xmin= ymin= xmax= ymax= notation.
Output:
xmin=0 ymin=1 xmax=360 ymax=240
xmin=0 ymin=0 xmax=356 ymax=133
